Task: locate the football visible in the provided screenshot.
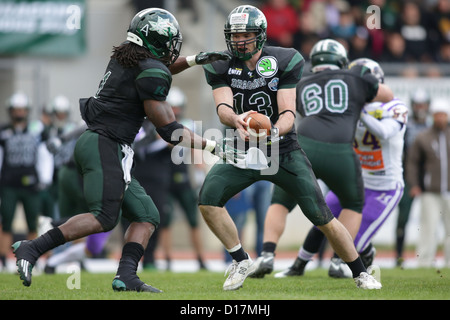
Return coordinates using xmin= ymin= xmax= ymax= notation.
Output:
xmin=244 ymin=113 xmax=271 ymax=139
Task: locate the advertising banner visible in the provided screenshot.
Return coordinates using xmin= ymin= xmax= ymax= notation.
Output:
xmin=0 ymin=0 xmax=86 ymax=56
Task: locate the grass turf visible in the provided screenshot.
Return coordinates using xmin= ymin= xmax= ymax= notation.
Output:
xmin=0 ymin=267 xmax=448 ymax=301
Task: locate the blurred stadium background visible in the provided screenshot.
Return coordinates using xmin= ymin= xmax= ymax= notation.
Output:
xmin=0 ymin=0 xmax=448 ymax=262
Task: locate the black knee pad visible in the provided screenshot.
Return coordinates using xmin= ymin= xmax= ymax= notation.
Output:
xmin=95 ymin=210 xmax=121 ymax=232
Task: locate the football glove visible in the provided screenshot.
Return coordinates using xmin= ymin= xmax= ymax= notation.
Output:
xmin=195 ymin=51 xmax=232 ymax=65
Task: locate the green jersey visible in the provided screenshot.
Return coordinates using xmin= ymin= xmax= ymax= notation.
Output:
xmin=203 ymin=46 xmax=304 ymax=154
xmin=80 ymin=57 xmax=172 ymax=145
xmin=296 ymin=65 xmax=379 ymax=144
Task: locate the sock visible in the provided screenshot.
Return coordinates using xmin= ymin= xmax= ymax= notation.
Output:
xmin=28 ymin=228 xmax=66 ymax=264
xmin=347 ymin=257 xmax=366 ymax=278
xmin=227 ymin=244 xmax=248 ymax=262
xmin=261 ymin=242 xmax=277 ymax=254
xmin=303 ymin=227 xmax=326 ymax=253
xmin=115 ymin=242 xmax=145 ymax=289
xmin=298 ymin=247 xmax=315 ymax=261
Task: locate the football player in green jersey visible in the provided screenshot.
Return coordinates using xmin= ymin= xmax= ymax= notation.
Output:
xmin=200 ymin=6 xmax=382 ymax=290
xmin=252 ymin=40 xmax=393 ymax=286
xmin=12 ymin=8 xmax=233 ymax=293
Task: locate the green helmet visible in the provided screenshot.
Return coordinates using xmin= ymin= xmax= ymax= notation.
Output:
xmin=224 ymin=5 xmax=267 ymax=61
xmin=310 ymin=39 xmax=348 ymax=72
xmin=126 ymin=8 xmax=182 ymax=66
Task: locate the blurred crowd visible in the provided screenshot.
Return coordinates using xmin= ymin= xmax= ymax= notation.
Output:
xmin=252 ymin=0 xmax=450 ymax=68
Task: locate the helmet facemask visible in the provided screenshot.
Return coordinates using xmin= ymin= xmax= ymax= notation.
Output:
xmin=136 ymin=28 xmax=182 ymax=65
xmin=224 ymin=6 xmax=267 ymax=61
xmin=225 ymin=31 xmax=265 ymax=61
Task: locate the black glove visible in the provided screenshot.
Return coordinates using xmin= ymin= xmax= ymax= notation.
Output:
xmin=195 ymin=51 xmax=232 ymax=65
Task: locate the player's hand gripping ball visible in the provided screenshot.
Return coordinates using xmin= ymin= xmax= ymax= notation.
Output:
xmin=244 ymin=113 xmax=271 ymax=140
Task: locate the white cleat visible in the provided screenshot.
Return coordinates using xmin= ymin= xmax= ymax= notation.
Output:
xmin=354 ymin=272 xmax=382 ymax=289
xmin=223 ymin=258 xmax=256 ymax=291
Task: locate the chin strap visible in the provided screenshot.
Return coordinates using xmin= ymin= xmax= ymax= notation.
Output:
xmin=126 ymin=32 xmax=143 ymax=47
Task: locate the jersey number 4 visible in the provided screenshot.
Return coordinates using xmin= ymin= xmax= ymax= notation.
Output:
xmin=300 ymin=79 xmax=348 ymax=116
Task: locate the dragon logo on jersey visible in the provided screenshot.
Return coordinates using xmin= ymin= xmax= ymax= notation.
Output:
xmin=140 ymin=16 xmax=177 ymax=37
xmin=256 ymin=56 xmax=278 ymax=78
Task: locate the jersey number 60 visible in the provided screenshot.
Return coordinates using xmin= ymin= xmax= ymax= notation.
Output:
xmin=301 ymin=79 xmax=349 ymax=116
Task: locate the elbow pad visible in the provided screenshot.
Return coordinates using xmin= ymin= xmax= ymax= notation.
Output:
xmin=156 ymin=121 xmax=185 ymax=145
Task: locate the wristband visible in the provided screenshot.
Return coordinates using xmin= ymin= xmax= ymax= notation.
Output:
xmin=216 ymin=102 xmax=233 ymax=114
xmin=204 ymin=139 xmax=216 ymax=152
xmin=186 ymin=55 xmax=197 ymax=67
xmin=279 ymin=109 xmax=296 ymax=118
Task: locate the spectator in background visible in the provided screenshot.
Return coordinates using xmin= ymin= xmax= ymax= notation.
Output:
xmin=395 ymin=0 xmax=434 ymax=62
xmin=158 ymin=87 xmax=208 ymax=271
xmin=40 ymin=95 xmax=78 ymax=220
xmin=429 ymin=0 xmax=450 ymax=46
xmin=0 ymin=92 xmax=53 ymax=270
xmin=294 ymin=11 xmax=321 ymax=57
xmin=395 ymin=89 xmax=431 ymax=267
xmin=381 ymin=31 xmax=407 ymax=62
xmin=261 ymin=0 xmax=299 ymax=47
xmin=436 ymin=40 xmax=450 ymax=62
xmin=331 ymin=6 xmax=357 ymax=40
xmin=362 ymin=0 xmax=389 ymax=60
xmin=348 ymin=26 xmax=372 ymax=60
xmin=406 ymin=98 xmax=450 ymax=268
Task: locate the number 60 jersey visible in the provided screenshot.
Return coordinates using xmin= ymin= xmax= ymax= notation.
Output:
xmin=296 ymin=65 xmax=379 ymax=144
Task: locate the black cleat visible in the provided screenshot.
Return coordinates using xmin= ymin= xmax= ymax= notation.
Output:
xmin=12 ymin=241 xmax=35 ymax=287
xmin=112 ymin=277 xmax=162 ymax=293
xmin=361 ymin=248 xmax=376 ymax=268
xmin=274 ymin=257 xmax=308 ymax=278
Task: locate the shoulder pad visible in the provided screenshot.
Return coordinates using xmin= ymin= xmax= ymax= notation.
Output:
xmin=203 ymin=58 xmax=231 ymax=75
xmin=269 ymin=47 xmax=304 ymax=74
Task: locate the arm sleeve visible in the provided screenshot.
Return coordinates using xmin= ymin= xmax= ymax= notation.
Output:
xmin=360 ymin=113 xmax=402 ymax=140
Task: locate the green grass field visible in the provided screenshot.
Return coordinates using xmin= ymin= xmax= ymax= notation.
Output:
xmin=0 ymin=267 xmax=449 ymax=301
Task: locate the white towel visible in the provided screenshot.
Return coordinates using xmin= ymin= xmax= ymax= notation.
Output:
xmin=227 ymin=147 xmax=269 ymax=170
xmin=121 ymin=144 xmax=134 ymax=190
